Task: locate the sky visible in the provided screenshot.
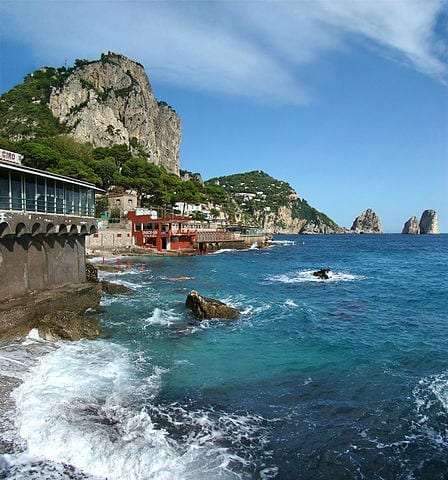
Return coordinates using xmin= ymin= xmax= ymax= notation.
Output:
xmin=0 ymin=0 xmax=447 ymax=232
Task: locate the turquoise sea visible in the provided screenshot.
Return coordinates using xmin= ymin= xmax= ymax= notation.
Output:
xmin=1 ymin=234 xmax=447 ymax=479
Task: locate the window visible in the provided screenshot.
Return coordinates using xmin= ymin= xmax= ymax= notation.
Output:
xmin=11 ymin=173 xmax=22 ymax=211
xmin=56 ymin=182 xmax=64 ymax=214
xmin=80 ymin=188 xmax=87 ymax=216
xmin=46 ymin=180 xmax=55 ymax=213
xmin=73 ymin=186 xmax=80 ymax=215
xmin=25 ymin=176 xmax=36 ymax=212
xmin=0 ymin=171 xmax=9 ymax=210
xmin=87 ymin=189 xmax=94 ymax=216
xmin=65 ymin=185 xmax=73 ymax=214
xmin=36 ymin=178 xmax=46 ymax=212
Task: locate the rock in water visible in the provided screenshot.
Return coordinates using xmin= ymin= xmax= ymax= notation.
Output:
xmin=351 ymin=209 xmax=383 ymax=234
xmin=419 ymin=210 xmax=440 ymax=234
xmin=401 ymin=216 xmax=420 ymax=234
xmin=101 ymin=280 xmax=134 ymax=295
xmin=186 ymin=290 xmax=240 ymax=320
xmin=38 ymin=311 xmax=102 ymax=341
xmin=86 ymin=262 xmax=99 ymax=282
xmin=313 ymin=269 xmax=331 ymax=280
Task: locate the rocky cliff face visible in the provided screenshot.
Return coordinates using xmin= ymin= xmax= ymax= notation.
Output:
xmin=351 ymin=209 xmax=383 ymax=234
xmin=49 ymin=53 xmax=181 ymax=174
xmin=402 ymin=216 xmax=420 ymax=234
xmin=247 ymin=202 xmax=341 ymax=234
xmin=419 ymin=210 xmax=440 ymax=234
xmin=208 ymin=171 xmax=342 ymax=234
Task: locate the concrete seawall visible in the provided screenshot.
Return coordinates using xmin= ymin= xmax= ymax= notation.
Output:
xmin=0 ymin=212 xmax=100 ymax=340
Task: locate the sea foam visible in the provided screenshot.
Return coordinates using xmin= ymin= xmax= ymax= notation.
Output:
xmin=6 ymin=339 xmax=269 ymax=480
xmin=267 ymin=269 xmax=363 ymax=284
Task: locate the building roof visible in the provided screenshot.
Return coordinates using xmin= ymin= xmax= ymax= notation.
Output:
xmin=0 ymin=158 xmax=104 ymax=191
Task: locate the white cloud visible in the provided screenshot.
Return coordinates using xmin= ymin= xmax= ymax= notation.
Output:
xmin=1 ymin=0 xmax=446 ymax=104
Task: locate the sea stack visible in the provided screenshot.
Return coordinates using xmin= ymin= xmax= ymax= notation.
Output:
xmin=402 ymin=216 xmax=420 ymax=234
xmin=419 ymin=210 xmax=440 ymax=234
xmin=351 ymin=209 xmax=383 ymax=234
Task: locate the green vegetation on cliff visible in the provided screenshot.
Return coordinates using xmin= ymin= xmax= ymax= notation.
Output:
xmin=0 ymin=59 xmax=339 ymax=231
xmin=207 ymin=171 xmax=340 ymax=232
xmin=0 ymin=67 xmax=67 ymax=139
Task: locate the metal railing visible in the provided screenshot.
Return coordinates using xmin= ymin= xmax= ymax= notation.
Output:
xmin=196 ymin=231 xmax=237 ymax=242
xmin=0 ymin=195 xmax=95 ymax=217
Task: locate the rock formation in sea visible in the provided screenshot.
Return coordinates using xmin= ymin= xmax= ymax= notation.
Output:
xmin=186 ymin=290 xmax=240 ymax=320
xmin=350 ymin=209 xmax=383 ymax=234
xmin=419 ymin=210 xmax=440 ymax=234
xmin=49 ymin=52 xmax=181 ymax=174
xmin=401 ymin=216 xmax=420 ymax=234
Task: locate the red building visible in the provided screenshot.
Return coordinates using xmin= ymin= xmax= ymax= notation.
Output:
xmin=127 ymin=210 xmax=197 ymax=252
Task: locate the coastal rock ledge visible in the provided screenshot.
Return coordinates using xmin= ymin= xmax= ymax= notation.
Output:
xmin=0 ymin=283 xmax=102 ymax=342
xmin=351 ymin=209 xmax=383 ymax=234
xmin=186 ymin=290 xmax=240 ymax=320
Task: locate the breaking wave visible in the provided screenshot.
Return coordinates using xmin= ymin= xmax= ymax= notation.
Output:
xmin=2 ymin=340 xmax=272 ymax=480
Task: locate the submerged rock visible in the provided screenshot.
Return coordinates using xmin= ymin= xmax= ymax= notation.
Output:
xmin=186 ymin=290 xmax=240 ymax=320
xmin=101 ymin=281 xmax=133 ymax=295
xmin=313 ymin=269 xmax=331 ymax=280
xmin=402 ymin=216 xmax=420 ymax=234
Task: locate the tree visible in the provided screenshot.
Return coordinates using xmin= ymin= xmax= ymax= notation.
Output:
xmin=92 ymin=156 xmax=118 ymax=189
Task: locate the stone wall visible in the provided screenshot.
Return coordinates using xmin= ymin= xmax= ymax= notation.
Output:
xmin=86 ymin=228 xmax=134 ymax=250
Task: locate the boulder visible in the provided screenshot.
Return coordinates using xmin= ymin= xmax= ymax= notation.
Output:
xmin=186 ymin=290 xmax=240 ymax=320
xmin=101 ymin=280 xmax=133 ymax=295
xmin=419 ymin=210 xmax=440 ymax=234
xmin=351 ymin=208 xmax=383 ymax=234
xmin=86 ymin=262 xmax=99 ymax=282
xmin=38 ymin=311 xmax=102 ymax=341
xmin=313 ymin=269 xmax=331 ymax=280
xmin=401 ymin=216 xmax=420 ymax=234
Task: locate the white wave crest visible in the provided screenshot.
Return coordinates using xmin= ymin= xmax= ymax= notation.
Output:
xmin=267 ymin=269 xmax=363 ymax=284
xmin=8 ymin=340 xmax=269 ymax=480
xmin=144 ymin=307 xmax=180 ymax=327
xmin=413 ymin=371 xmax=448 ymax=449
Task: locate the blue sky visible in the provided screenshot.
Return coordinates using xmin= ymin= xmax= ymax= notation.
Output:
xmin=0 ymin=0 xmax=447 ymax=232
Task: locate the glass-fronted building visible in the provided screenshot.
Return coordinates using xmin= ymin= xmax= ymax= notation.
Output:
xmin=0 ymin=153 xmax=100 ymax=217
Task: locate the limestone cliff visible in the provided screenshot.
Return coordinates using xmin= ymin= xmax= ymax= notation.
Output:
xmin=49 ymin=53 xmax=181 ymax=174
xmin=419 ymin=210 xmax=440 ymax=234
xmin=351 ymin=209 xmax=383 ymax=234
xmin=402 ymin=216 xmax=420 ymax=234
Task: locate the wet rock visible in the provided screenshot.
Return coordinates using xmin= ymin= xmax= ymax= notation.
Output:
xmin=86 ymin=262 xmax=99 ymax=282
xmin=38 ymin=311 xmax=102 ymax=341
xmin=313 ymin=269 xmax=331 ymax=280
xmin=96 ymin=264 xmax=125 ymax=273
xmin=186 ymin=290 xmax=240 ymax=320
xmin=101 ymin=280 xmax=133 ymax=295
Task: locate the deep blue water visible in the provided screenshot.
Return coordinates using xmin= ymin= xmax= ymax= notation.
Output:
xmin=1 ymin=234 xmax=447 ymax=479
